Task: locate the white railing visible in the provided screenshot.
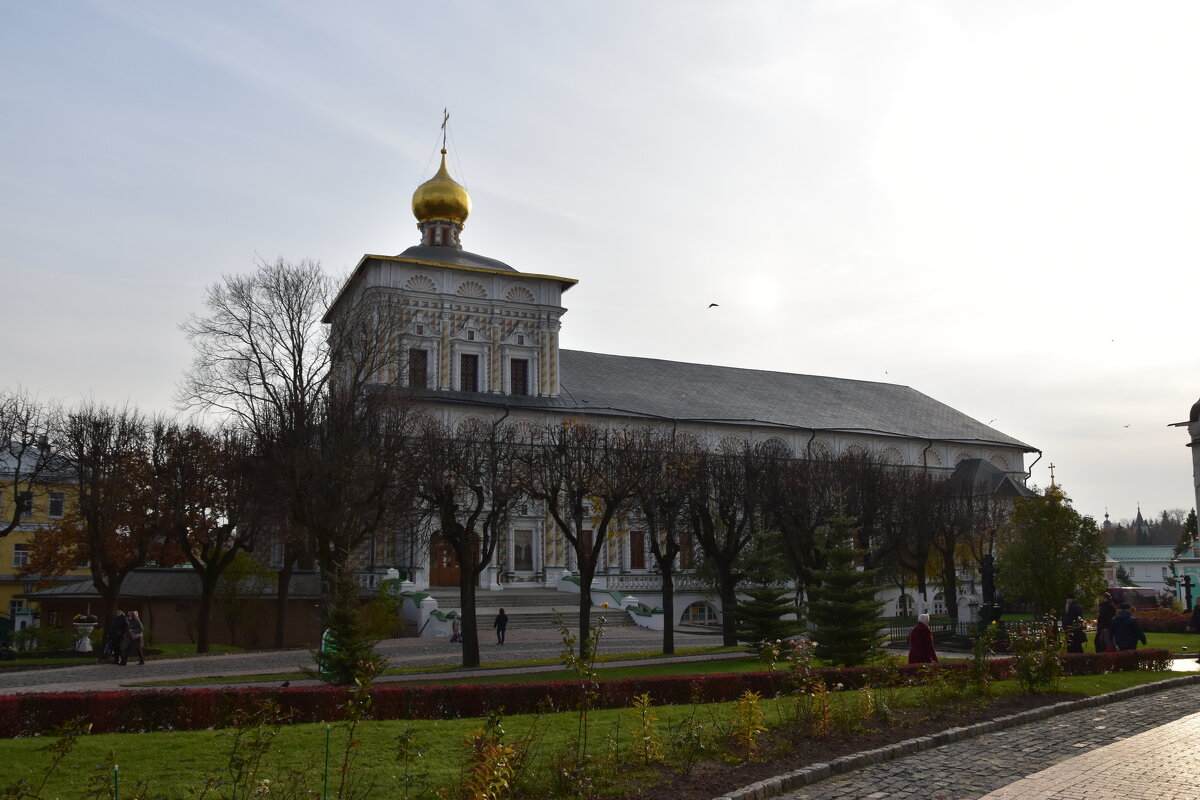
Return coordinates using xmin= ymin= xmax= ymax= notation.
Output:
xmin=604 ymin=574 xmax=711 ymax=592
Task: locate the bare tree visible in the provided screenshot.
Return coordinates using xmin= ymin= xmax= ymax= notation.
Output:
xmin=410 ymin=416 xmax=526 ymax=667
xmin=31 ymin=402 xmax=179 ymax=633
xmin=764 ymin=453 xmax=840 ymax=605
xmin=178 ymin=257 xmax=406 ymax=646
xmin=179 ymin=258 xmax=334 ymax=645
xmin=0 ymin=389 xmax=59 ymax=538
xmin=629 ymin=426 xmax=697 ymax=655
xmin=523 ymin=421 xmax=651 ymax=648
xmin=687 ymin=439 xmax=783 ymax=647
xmin=290 ymin=387 xmax=417 ymax=618
xmin=178 ymin=258 xmax=333 ymax=439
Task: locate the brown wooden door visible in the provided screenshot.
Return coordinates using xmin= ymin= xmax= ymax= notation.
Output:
xmin=429 ymin=534 xmax=461 ymax=586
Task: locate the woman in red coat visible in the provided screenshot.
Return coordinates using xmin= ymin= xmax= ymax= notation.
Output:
xmin=907 ymin=613 xmax=938 ymax=663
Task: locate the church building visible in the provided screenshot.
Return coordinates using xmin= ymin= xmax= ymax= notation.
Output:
xmin=323 ymin=146 xmax=1038 ymax=604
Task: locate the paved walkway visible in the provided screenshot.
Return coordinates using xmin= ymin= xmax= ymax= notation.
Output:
xmin=770 ymin=677 xmax=1200 ymax=800
xmin=0 ymin=625 xmax=727 ymax=694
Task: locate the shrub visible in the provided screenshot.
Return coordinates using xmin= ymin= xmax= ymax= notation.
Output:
xmin=0 ymin=649 xmax=1172 ymax=738
xmin=1134 ymin=607 xmax=1191 ymax=633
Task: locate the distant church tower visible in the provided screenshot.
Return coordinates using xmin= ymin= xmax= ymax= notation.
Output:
xmin=1132 ymin=506 xmax=1151 ymax=545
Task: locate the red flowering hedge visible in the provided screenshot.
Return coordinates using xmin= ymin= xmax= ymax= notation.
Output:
xmin=0 ymin=649 xmax=1170 ymax=738
xmin=1132 ymin=608 xmax=1192 ymax=633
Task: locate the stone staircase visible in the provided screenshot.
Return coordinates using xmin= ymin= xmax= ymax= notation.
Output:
xmin=422 ymin=586 xmax=633 ymax=629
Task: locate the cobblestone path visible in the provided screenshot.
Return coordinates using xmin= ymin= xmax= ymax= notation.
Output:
xmin=775 ymin=681 xmax=1200 ymax=800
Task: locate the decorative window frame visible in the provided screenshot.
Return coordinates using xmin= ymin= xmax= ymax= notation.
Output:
xmin=404 ymin=341 xmax=438 ymax=389
xmin=453 ymin=344 xmax=489 ymax=392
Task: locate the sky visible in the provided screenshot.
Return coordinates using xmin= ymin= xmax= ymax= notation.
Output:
xmin=2 ymin=1 xmax=1198 ymax=524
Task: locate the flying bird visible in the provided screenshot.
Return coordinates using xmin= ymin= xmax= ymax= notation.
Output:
xmin=708 ymin=303 xmax=719 ymax=308
xmin=1123 ymin=424 xmax=1131 ymax=428
xmin=988 ymin=419 xmax=998 ymax=424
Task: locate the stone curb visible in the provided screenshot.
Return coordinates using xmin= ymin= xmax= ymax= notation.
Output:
xmin=712 ymin=673 xmax=1200 ymax=800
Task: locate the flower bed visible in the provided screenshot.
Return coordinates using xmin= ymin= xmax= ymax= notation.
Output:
xmin=0 ymin=649 xmax=1171 ymax=738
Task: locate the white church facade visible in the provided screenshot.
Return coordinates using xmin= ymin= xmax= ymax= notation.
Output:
xmin=323 ymin=146 xmax=1038 ymax=623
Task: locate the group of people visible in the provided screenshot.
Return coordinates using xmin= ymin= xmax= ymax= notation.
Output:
xmin=906 ymin=591 xmax=1150 ymax=664
xmin=1073 ymin=592 xmax=1147 ymax=653
xmin=102 ymin=609 xmax=145 ymax=666
xmin=447 ymin=608 xmax=509 ymax=645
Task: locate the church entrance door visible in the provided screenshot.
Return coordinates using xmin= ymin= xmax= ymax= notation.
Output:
xmin=429 ymin=534 xmax=460 ymax=586
xmin=428 ymin=534 xmax=481 ymax=586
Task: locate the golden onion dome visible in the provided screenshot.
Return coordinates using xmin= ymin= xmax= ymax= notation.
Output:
xmin=411 ymin=149 xmax=471 ymax=225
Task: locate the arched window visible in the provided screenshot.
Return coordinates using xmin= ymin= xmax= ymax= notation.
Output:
xmin=896 ymin=594 xmax=915 ymax=617
xmin=932 ymin=592 xmax=946 ymax=616
xmin=682 ymin=601 xmax=720 ymax=626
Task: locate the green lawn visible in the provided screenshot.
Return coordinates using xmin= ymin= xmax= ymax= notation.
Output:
xmin=0 ymin=669 xmax=1184 ymax=800
xmin=0 ymin=642 xmax=245 ymax=670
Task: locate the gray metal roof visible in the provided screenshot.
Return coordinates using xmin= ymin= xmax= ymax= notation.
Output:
xmin=950 ymin=459 xmax=1038 ymax=497
xmin=423 ymin=350 xmax=1035 ymax=450
xmin=19 ymin=568 xmax=323 ymax=600
xmin=395 ymin=245 xmax=516 ymax=272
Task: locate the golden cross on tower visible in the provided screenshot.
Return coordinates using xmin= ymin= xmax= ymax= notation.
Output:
xmin=441 ymin=108 xmax=450 ymax=150
xmin=1048 ymin=463 xmax=1056 ymax=486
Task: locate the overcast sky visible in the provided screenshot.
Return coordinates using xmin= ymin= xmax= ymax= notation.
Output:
xmin=2 ymin=1 xmax=1198 ymax=524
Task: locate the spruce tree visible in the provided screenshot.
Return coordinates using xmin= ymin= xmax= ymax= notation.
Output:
xmin=312 ymin=566 xmax=387 ymax=684
xmin=735 ymin=587 xmax=801 ymax=648
xmin=806 ymin=512 xmax=884 ymax=667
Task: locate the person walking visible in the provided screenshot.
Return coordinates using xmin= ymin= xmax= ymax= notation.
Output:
xmin=450 ymin=614 xmax=462 ymax=644
xmin=1063 ymin=595 xmax=1086 ymax=654
xmin=1095 ymin=592 xmax=1117 ymax=652
xmin=104 ymin=610 xmax=129 ymax=665
xmin=907 ymin=612 xmax=938 ymax=664
xmin=1109 ymin=602 xmax=1147 ymax=651
xmin=125 ymin=610 xmax=145 ymax=665
xmin=493 ymin=608 xmax=508 ymax=645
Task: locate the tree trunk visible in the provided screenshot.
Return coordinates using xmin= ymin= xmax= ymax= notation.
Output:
xmin=661 ymin=565 xmax=676 ymax=655
xmin=274 ymin=561 xmax=294 ymax=649
xmin=196 ymin=570 xmax=219 ymax=654
xmin=717 ymin=564 xmax=739 ymax=646
xmin=458 ymin=553 xmax=481 ymax=668
xmin=942 ymin=549 xmax=958 ymax=621
xmin=577 ymin=561 xmax=595 ymax=654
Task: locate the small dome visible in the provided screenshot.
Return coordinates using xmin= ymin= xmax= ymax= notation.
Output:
xmin=411 ymin=149 xmax=470 ymax=225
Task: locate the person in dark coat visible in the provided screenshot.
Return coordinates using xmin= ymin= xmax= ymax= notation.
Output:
xmin=493 ymin=608 xmax=508 ymax=645
xmin=1095 ymin=592 xmax=1117 ymax=652
xmin=907 ymin=613 xmax=938 ymax=664
xmin=1109 ymin=603 xmax=1147 ymax=651
xmin=1187 ymin=602 xmax=1200 ymax=633
xmin=125 ymin=610 xmax=145 ymax=665
xmin=1063 ymin=595 xmax=1086 ymax=653
xmin=105 ymin=610 xmax=129 ymax=665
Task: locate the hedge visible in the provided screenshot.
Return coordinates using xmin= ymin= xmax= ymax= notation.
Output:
xmin=0 ymin=649 xmax=1171 ymax=738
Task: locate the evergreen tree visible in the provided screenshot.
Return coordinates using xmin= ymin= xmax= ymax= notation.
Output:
xmin=312 ymin=565 xmax=387 ymax=685
xmin=806 ymin=512 xmax=884 ymax=667
xmin=735 ymin=587 xmax=801 ymax=648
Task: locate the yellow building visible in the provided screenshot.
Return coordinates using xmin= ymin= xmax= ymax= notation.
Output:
xmin=1 ymin=456 xmax=89 ymax=640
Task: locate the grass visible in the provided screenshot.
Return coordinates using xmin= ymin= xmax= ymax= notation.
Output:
xmin=128 ymin=644 xmax=745 ymax=687
xmin=0 ymin=668 xmax=1184 ymax=800
xmin=0 ymin=642 xmax=246 ymax=670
